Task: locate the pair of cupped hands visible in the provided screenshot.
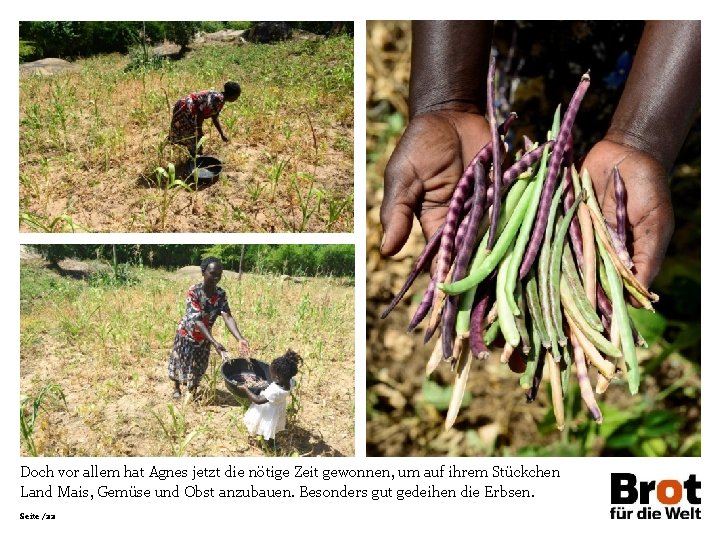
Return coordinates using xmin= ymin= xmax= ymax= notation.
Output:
xmin=380 ymin=110 xmax=674 ymax=290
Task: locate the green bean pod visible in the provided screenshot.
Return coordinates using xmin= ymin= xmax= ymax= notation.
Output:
xmin=597 ymin=234 xmax=640 ymax=394
xmin=623 ymin=279 xmax=656 ymax=312
xmin=561 ymin=343 xmax=572 ymax=395
xmin=440 ymin=177 xmax=534 ymax=296
xmin=484 ymin=318 xmax=500 ymax=346
xmin=496 ymin=252 xmax=520 ymax=347
xmin=549 ymin=196 xmax=582 ymax=343
xmin=539 ymin=185 xmax=565 ymax=357
xmin=559 ymin=276 xmax=621 ymax=357
xmin=514 ymin=281 xmax=531 ymax=354
xmin=525 ymin=269 xmax=550 ymax=347
xmin=581 ymin=168 xmax=657 ymax=303
xmin=449 ymin=176 xmax=531 ymax=290
xmin=455 ymin=283 xmax=477 ymax=337
xmin=520 ymin=321 xmax=542 ymax=390
xmin=561 ymin=243 xmax=603 ymax=332
xmin=505 ymin=109 xmax=562 ymax=314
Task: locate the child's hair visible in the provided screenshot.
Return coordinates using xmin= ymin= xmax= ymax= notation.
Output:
xmin=200 ymin=256 xmax=222 ymax=273
xmin=224 ymin=81 xmax=241 ymax=100
xmin=271 ymin=349 xmax=303 ymax=382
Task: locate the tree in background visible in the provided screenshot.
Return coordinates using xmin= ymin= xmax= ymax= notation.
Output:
xmin=19 ymin=21 xmax=199 ymax=60
xmin=25 ymin=245 xmax=355 ymax=278
xmin=148 ymin=22 xmax=200 ymax=53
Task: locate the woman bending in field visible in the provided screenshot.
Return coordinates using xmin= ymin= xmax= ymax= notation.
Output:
xmin=168 ymin=257 xmax=250 ymax=402
xmin=168 ymin=81 xmax=241 ymax=157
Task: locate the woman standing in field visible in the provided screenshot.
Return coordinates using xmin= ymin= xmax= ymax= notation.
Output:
xmin=168 ymin=257 xmax=250 ymax=401
xmin=168 ymin=81 xmax=241 ymax=156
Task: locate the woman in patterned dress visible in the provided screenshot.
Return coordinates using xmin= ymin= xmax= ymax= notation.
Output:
xmin=168 ymin=257 xmax=250 ymax=400
xmin=168 ymin=81 xmax=241 ymax=156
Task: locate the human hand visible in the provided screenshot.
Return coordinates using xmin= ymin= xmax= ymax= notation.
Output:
xmin=214 ymin=341 xmax=227 ymax=356
xmin=380 ymin=110 xmax=491 ymax=256
xmin=238 ymin=338 xmax=250 ymax=357
xmin=581 ymin=139 xmax=674 ymax=288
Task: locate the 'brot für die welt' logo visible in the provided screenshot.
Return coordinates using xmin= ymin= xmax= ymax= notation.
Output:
xmin=610 ymin=473 xmax=701 ymax=520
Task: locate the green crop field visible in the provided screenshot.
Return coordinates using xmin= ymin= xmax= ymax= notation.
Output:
xmin=20 ymin=256 xmax=354 ymax=457
xmin=19 ymin=34 xmax=353 ymax=232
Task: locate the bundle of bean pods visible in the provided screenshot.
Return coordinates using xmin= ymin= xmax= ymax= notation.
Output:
xmin=382 ymin=59 xmax=658 ymax=431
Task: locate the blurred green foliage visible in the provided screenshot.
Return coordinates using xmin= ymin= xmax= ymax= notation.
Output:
xmin=19 ymin=21 xmax=352 ymax=61
xmin=26 ymin=244 xmax=355 ymax=278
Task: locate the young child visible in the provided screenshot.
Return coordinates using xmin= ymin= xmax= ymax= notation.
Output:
xmin=168 ymin=80 xmax=241 ymax=157
xmin=239 ymin=350 xmax=303 ymax=442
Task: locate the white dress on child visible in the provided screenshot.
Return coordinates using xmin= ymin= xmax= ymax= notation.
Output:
xmin=244 ymin=380 xmax=294 ymax=440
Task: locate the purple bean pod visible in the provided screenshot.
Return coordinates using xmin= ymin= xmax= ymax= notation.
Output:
xmin=605 ymin=219 xmax=634 ymax=270
xmin=601 ymin=314 xmax=611 ymax=335
xmin=441 ymin=294 xmax=459 ymax=359
xmin=486 ymin=56 xmax=503 ymax=250
xmin=469 ymin=291 xmax=491 ymax=358
xmin=432 ymin=112 xmax=517 ymax=291
xmin=423 ymin=315 xmax=441 ymax=344
xmin=435 ymin=176 xmax=475 ymax=289
xmin=570 ymin=332 xmax=603 ymax=422
xmin=519 ymin=72 xmax=590 ymax=279
xmin=597 ymin=285 xmax=613 ymax=323
xmin=453 ymin=212 xmax=471 ymax=254
xmin=407 ymin=277 xmax=436 ymax=332
xmin=613 ymin=166 xmax=628 ymax=246
xmin=485 ymin=141 xmax=554 ymax=206
xmin=381 ymin=225 xmax=443 ymax=319
xmin=563 ymin=133 xmax=574 ymax=167
xmin=452 ymin=162 xmax=487 ymax=282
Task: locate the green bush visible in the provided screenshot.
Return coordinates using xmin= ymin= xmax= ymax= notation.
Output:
xmin=18 ymin=21 xmax=200 ymax=59
xmin=198 ymin=22 xmax=225 ymax=34
xmin=19 ymin=21 xmax=138 ymax=58
xmin=19 ymin=40 xmax=40 ymax=62
xmin=316 ymin=245 xmax=354 ymax=276
xmin=226 ymin=21 xmax=253 ymax=31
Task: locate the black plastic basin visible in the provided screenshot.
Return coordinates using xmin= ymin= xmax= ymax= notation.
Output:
xmin=221 ymin=357 xmax=271 ymax=399
xmin=192 ymin=156 xmax=222 ymax=180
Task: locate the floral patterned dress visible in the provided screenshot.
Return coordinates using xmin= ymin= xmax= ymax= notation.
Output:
xmin=168 ymin=283 xmax=230 ymax=387
xmin=167 ymin=90 xmax=225 ymax=151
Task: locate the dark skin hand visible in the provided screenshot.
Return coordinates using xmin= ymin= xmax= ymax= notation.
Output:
xmin=581 ymin=141 xmax=673 ymax=288
xmin=582 ymin=21 xmax=699 ymax=287
xmin=238 ymin=385 xmax=269 ymax=404
xmin=238 ymin=365 xmax=291 ymax=404
xmin=212 ymin=115 xmax=228 ymax=142
xmin=381 ymin=20 xmax=700 ymax=289
xmin=381 ymin=21 xmax=492 ymax=255
xmin=381 ymin=109 xmax=491 ymax=253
